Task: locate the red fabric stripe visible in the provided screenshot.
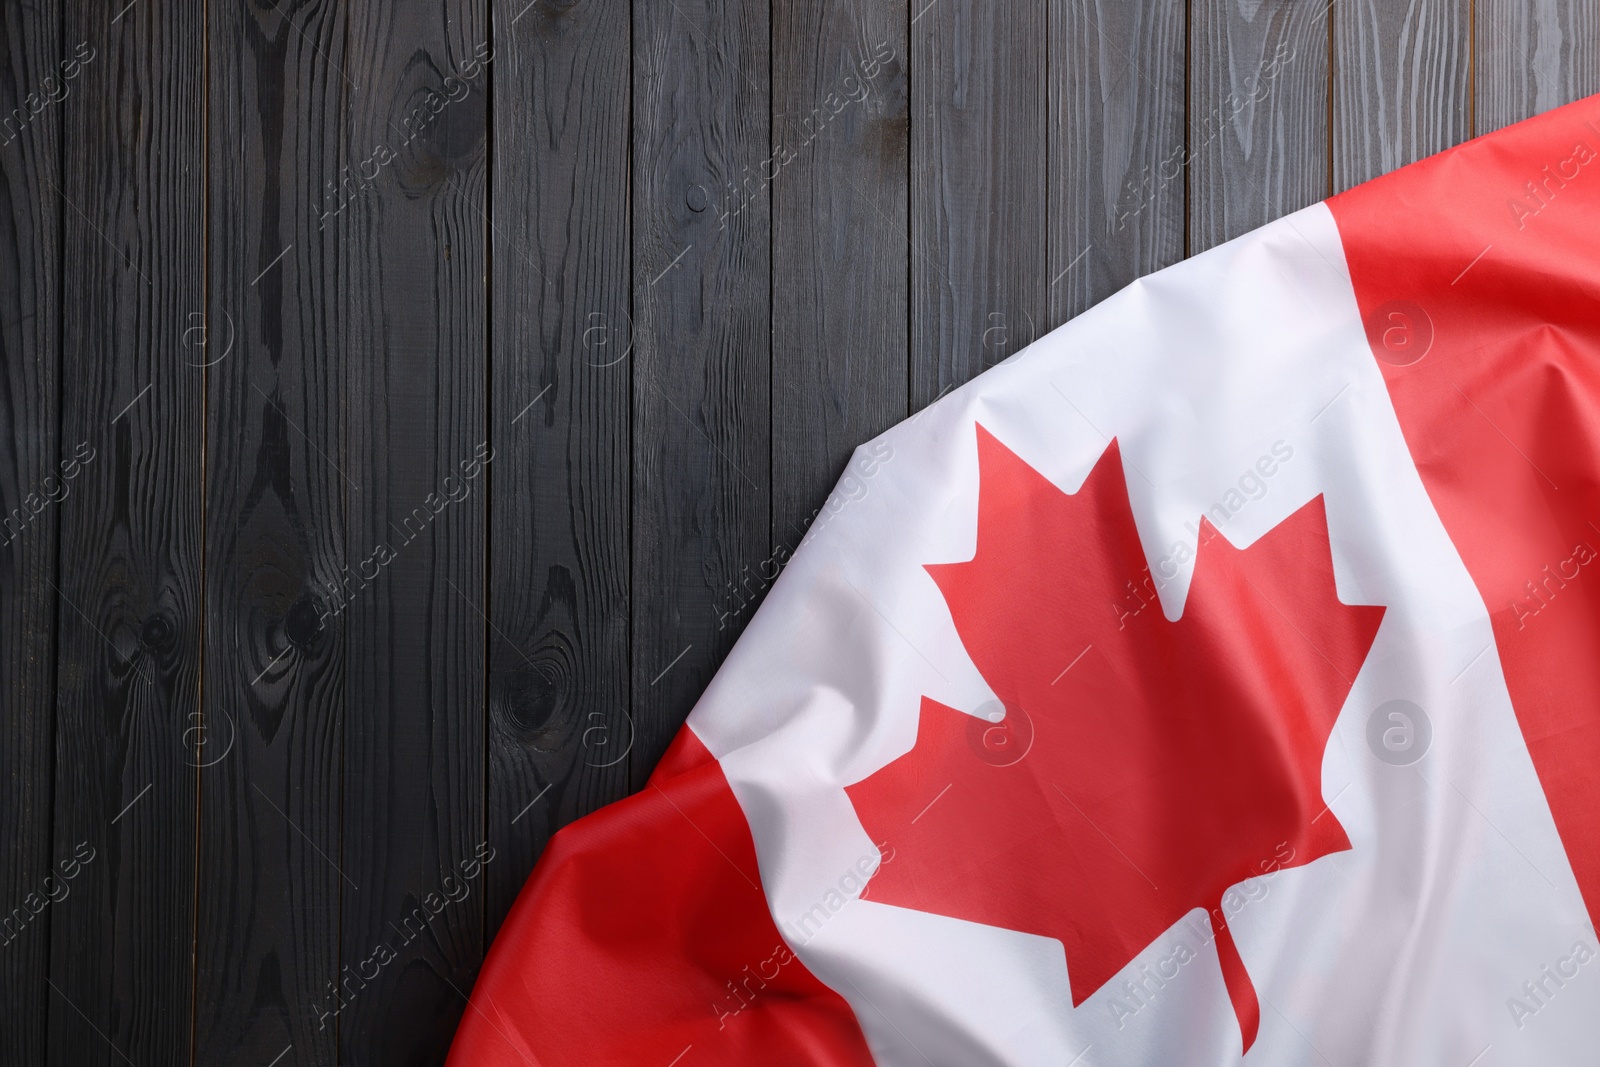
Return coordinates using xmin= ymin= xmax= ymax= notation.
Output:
xmin=447 ymin=727 xmax=876 ymax=1066
xmin=1327 ymin=94 xmax=1600 ymax=924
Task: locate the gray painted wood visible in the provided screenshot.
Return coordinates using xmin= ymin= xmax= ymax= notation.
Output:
xmin=486 ymin=0 xmax=633 ymax=940
xmin=48 ymin=0 xmax=203 ymax=1061
xmin=194 ymin=0 xmax=347 ymax=1061
xmin=632 ymin=0 xmax=772 ymax=776
xmin=1190 ymin=0 xmax=1332 ymax=252
xmin=0 ymin=1 xmax=60 ymax=1058
xmin=912 ymin=0 xmax=1049 ymax=408
xmin=1050 ymin=0 xmax=1186 ymax=322
xmin=1333 ymin=0 xmax=1470 ymax=191
xmin=771 ymin=0 xmax=910 ymax=553
xmin=1476 ymin=0 xmax=1600 ymax=133
xmin=339 ymin=4 xmax=488 ymax=1062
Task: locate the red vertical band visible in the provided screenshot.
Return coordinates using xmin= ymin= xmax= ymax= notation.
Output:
xmin=1328 ymin=94 xmax=1600 ymax=923
xmin=448 ymin=727 xmax=876 ymax=1066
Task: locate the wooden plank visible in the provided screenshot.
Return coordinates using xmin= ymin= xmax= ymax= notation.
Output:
xmin=0 ymin=2 xmax=61 ymax=1060
xmin=912 ymin=0 xmax=1048 ymax=408
xmin=339 ymin=7 xmax=488 ymax=1062
xmin=46 ymin=0 xmax=203 ymax=1062
xmin=485 ymin=0 xmax=632 ymax=936
xmin=1189 ymin=0 xmax=1331 ymax=253
xmin=632 ymin=0 xmax=772 ymax=774
xmin=1476 ymin=0 xmax=1600 ymax=133
xmin=1332 ymin=0 xmax=1469 ymax=192
xmin=771 ymin=0 xmax=909 ymax=543
xmin=1049 ymin=0 xmax=1185 ymax=322
xmin=193 ymin=0 xmax=346 ymax=1062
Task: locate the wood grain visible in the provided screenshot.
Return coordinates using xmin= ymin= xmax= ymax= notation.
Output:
xmin=1189 ymin=0 xmax=1331 ymax=252
xmin=0 ymin=3 xmax=1548 ymax=1062
xmin=339 ymin=3 xmax=488 ymax=1062
xmin=632 ymin=0 xmax=772 ymax=776
xmin=1050 ymin=0 xmax=1185 ymax=322
xmin=771 ymin=0 xmax=909 ymax=545
xmin=911 ymin=0 xmax=1048 ymax=408
xmin=486 ymin=0 xmax=633 ymax=939
xmin=0 ymin=0 xmax=60 ymax=1059
xmin=1332 ymin=0 xmax=1469 ymax=191
xmin=194 ymin=0 xmax=347 ymax=1062
xmin=47 ymin=0 xmax=203 ymax=1062
xmin=1476 ymin=0 xmax=1600 ymax=133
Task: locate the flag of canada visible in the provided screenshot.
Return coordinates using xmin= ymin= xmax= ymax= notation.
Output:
xmin=846 ymin=429 xmax=1385 ymax=1052
xmin=451 ymin=94 xmax=1600 ymax=1067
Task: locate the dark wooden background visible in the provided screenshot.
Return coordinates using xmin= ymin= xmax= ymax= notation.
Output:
xmin=0 ymin=0 xmax=1593 ymax=1062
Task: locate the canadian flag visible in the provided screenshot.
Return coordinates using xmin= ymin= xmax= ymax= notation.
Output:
xmin=449 ymin=97 xmax=1600 ymax=1066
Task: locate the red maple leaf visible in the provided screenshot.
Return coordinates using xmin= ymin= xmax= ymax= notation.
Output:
xmin=845 ymin=426 xmax=1384 ymax=1052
